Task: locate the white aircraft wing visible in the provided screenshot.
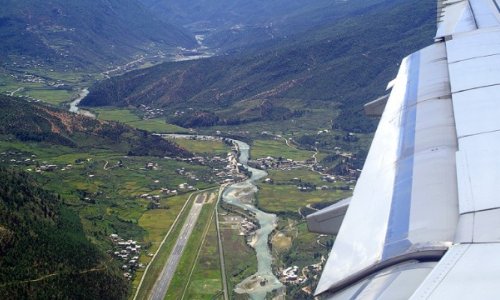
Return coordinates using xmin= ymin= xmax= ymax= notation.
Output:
xmin=308 ymin=1 xmax=500 ymax=298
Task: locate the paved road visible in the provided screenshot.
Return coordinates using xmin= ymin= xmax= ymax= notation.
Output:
xmin=149 ymin=193 xmax=206 ymax=300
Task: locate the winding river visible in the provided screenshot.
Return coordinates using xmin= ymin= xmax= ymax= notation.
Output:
xmin=69 ymin=88 xmax=95 ymax=118
xmin=224 ymin=140 xmax=282 ymax=299
xmin=165 ymin=135 xmax=282 ymax=299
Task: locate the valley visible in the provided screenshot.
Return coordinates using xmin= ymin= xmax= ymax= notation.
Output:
xmin=0 ymin=0 xmax=438 ymax=299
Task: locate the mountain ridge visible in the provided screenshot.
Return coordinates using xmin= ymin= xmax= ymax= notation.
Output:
xmin=0 ymin=95 xmax=190 ymax=157
xmin=83 ymin=0 xmax=436 ymax=132
xmin=0 ymin=0 xmax=196 ymax=72
xmin=140 ymin=0 xmax=389 ymax=51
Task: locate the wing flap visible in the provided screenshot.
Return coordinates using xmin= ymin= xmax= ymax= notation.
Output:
xmin=326 ymin=261 xmax=438 ymax=300
xmin=315 ymin=42 xmax=459 ymax=296
xmin=410 ymin=244 xmax=500 ymax=299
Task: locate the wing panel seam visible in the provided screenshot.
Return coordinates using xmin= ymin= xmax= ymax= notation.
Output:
xmin=410 ymin=245 xmax=469 ymax=299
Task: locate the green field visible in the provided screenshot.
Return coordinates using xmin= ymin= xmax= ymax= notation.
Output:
xmin=264 ymin=168 xmax=349 ymax=188
xmin=250 ymin=139 xmax=315 ymax=161
xmin=272 ymin=219 xmax=331 ymax=268
xmin=138 ymin=194 xmax=194 ymax=256
xmin=93 ymin=108 xmax=188 ymax=133
xmin=128 ymin=119 xmax=188 ymax=133
xmin=94 ymin=108 xmax=141 ymax=122
xmin=168 ymin=138 xmax=231 ymax=156
xmin=0 ymin=68 xmax=92 ymax=107
xmin=257 ymin=184 xmax=350 ymax=215
xmin=25 ymin=89 xmax=75 ymax=105
xmin=265 ymin=168 xmax=328 ymax=186
xmin=0 ymin=82 xmax=74 ymax=105
xmin=218 ymin=210 xmax=258 ymax=299
xmin=32 ymin=153 xmax=211 ymax=206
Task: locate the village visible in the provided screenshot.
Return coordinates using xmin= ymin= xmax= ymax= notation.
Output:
xmin=251 ymin=153 xmax=358 ymax=193
xmin=109 ymin=233 xmax=144 ymax=280
xmin=137 ymin=104 xmax=166 ymax=120
xmin=139 ymin=142 xmax=248 ymax=209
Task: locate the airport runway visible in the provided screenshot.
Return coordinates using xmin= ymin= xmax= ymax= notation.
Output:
xmin=149 ymin=193 xmax=206 ymax=300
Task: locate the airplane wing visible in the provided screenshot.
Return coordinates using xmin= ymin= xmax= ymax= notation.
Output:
xmin=308 ymin=0 xmax=500 ymax=298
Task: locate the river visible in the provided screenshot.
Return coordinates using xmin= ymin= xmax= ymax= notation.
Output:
xmin=69 ymin=88 xmax=95 ymax=118
xmin=164 ymin=135 xmax=282 ymax=298
xmin=224 ymin=140 xmax=283 ymax=299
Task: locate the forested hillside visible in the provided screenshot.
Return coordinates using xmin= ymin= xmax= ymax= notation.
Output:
xmin=0 ymin=0 xmax=196 ymax=71
xmin=140 ymin=0 xmax=388 ymax=50
xmin=83 ymin=0 xmax=436 ymax=132
xmin=0 ymin=95 xmax=190 ymax=157
xmin=0 ymin=167 xmax=128 ymax=299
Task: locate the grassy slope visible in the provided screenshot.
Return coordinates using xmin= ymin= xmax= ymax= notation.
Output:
xmin=139 ymin=196 xmax=190 ymax=253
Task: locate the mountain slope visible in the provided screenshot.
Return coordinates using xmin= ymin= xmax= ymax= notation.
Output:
xmin=141 ymin=0 xmax=333 ymax=27
xmin=0 ymin=95 xmax=190 ymax=157
xmin=83 ymin=0 xmax=436 ymax=132
xmin=0 ymin=0 xmax=196 ymax=71
xmin=140 ymin=0 xmax=387 ymax=51
xmin=0 ymin=167 xmax=128 ymax=299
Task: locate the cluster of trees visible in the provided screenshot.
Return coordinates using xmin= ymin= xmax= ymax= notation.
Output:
xmin=170 ymin=105 xmax=305 ymax=128
xmin=126 ymin=129 xmax=190 ymax=157
xmin=229 ymin=107 xmax=305 ymax=125
xmin=171 ymin=110 xmax=220 ymax=127
xmin=0 ymin=167 xmax=128 ymax=299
